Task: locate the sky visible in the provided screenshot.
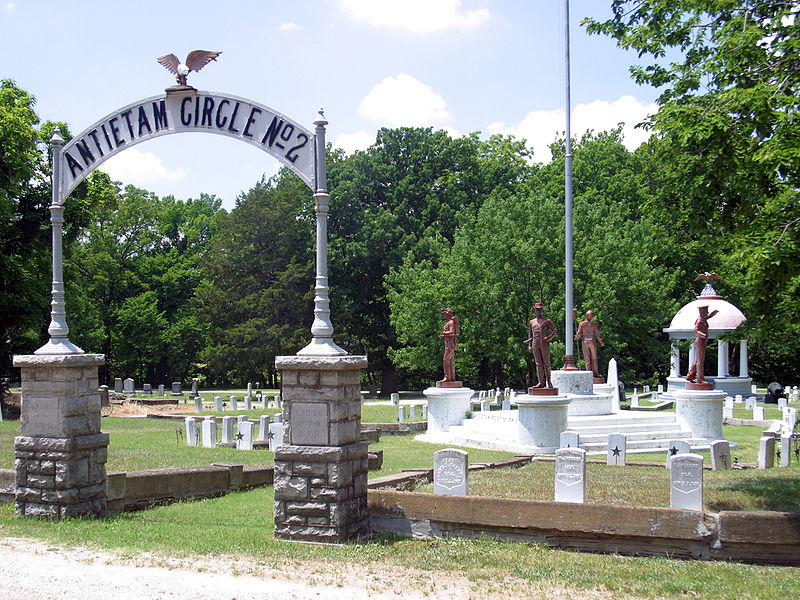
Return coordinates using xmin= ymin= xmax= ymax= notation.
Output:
xmin=1 ymin=0 xmax=660 ymax=210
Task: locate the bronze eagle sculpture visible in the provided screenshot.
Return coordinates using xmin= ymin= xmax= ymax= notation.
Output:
xmin=157 ymin=51 xmax=221 ymax=86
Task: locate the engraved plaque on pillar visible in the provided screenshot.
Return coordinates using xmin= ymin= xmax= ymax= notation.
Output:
xmin=291 ymin=402 xmax=329 ymax=445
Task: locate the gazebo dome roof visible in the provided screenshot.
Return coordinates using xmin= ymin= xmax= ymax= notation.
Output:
xmin=663 ymin=282 xmax=746 ymax=339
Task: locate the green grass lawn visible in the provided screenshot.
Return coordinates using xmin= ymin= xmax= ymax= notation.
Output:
xmin=2 ymin=412 xmax=800 ymax=599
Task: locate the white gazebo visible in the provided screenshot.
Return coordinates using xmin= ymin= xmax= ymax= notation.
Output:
xmin=663 ymin=281 xmax=752 ymax=397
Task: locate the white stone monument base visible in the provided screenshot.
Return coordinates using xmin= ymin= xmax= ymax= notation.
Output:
xmin=420 ymin=386 xmax=474 ymax=436
xmin=551 ymin=369 xmax=593 ymax=395
xmin=674 ymin=389 xmax=726 ymax=441
xmin=567 ymin=393 xmax=614 ymax=416
xmin=706 ymin=376 xmax=754 ymax=398
xmin=516 ymin=394 xmax=571 ymax=453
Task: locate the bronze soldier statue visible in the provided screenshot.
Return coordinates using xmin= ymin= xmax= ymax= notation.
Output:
xmin=524 ymin=302 xmax=557 ymax=388
xmin=576 ymin=310 xmax=604 ymax=379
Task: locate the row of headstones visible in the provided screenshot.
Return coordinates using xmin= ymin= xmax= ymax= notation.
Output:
xmin=786 ymin=386 xmax=799 ymax=402
xmin=184 ymin=414 xmax=284 ymax=451
xmin=398 ymin=403 xmax=427 ymax=422
xmin=474 ymin=389 xmax=515 ymax=411
xmin=114 ymin=378 xmax=186 ymax=396
xmin=432 ymin=447 xmax=709 ymax=511
xmin=630 ymin=385 xmax=663 ymax=407
xmin=723 ymin=396 xmax=798 ymax=429
xmin=192 ymin=394 xmax=282 ymax=413
xmin=559 ymin=431 xmax=735 ymax=470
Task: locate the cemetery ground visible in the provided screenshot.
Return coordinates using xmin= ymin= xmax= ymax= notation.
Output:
xmin=0 ymin=398 xmax=799 ymax=599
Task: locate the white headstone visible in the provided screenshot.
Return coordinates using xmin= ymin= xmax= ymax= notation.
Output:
xmin=274 ymin=412 xmax=282 ymax=423
xmin=158 ymin=384 xmax=165 ymax=397
xmin=185 ymin=417 xmax=198 ymax=446
xmin=247 ymin=382 xmax=252 ymax=397
xmin=751 ymin=384 xmax=757 ymax=394
xmin=607 ymin=433 xmax=627 ymax=466
xmin=268 ymin=422 xmax=284 ymax=451
xmin=214 ymin=396 xmax=223 ymax=411
xmin=631 ymin=392 xmax=639 ymax=408
xmin=666 ymin=439 xmax=692 ymax=468
xmin=644 ymin=385 xmax=650 ymax=393
xmin=433 ymin=448 xmax=469 ymax=496
xmin=390 ymin=393 xmax=400 ymax=405
xmin=275 ymin=395 xmax=282 ymax=409
xmin=745 ymin=396 xmax=756 ymax=410
xmin=780 ymin=435 xmax=792 ymax=467
xmin=607 ymin=358 xmax=620 ymax=412
xmin=221 ymin=416 xmax=234 ymax=444
xmin=555 ymin=447 xmax=586 ymax=504
xmin=409 ymin=404 xmax=418 ymax=419
xmin=421 ymin=404 xmax=428 ymax=420
xmin=237 ymin=414 xmax=246 ymax=425
xmin=725 ymin=397 xmax=734 ymax=410
xmin=501 ymin=397 xmax=511 ymax=411
xmin=658 ymin=384 xmax=664 ymax=393
xmin=194 ymin=396 xmax=203 ymax=413
xmin=398 ymin=405 xmax=406 ymax=422
xmin=261 ymin=394 xmax=268 ymax=409
xmin=723 ymin=404 xmax=734 ymax=420
xmin=753 ymin=406 xmax=765 ymax=420
xmin=114 ymin=378 xmax=123 ymax=393
xmin=560 ymin=430 xmax=580 ymax=449
xmin=778 ymin=396 xmax=788 ymax=410
xmin=735 ymin=394 xmax=743 ymax=403
xmin=201 ymin=417 xmax=217 ymax=448
xmin=123 ymin=378 xmax=135 ymax=393
xmin=783 ymin=407 xmax=797 ymax=434
xmin=258 ymin=414 xmax=271 ymax=441
xmin=191 ymin=378 xmax=199 ymax=396
xmin=237 ymin=421 xmax=254 ymax=450
xmin=758 ymin=436 xmax=775 ymax=469
xmin=710 ymin=440 xmax=731 ymax=470
xmin=670 ymin=453 xmax=704 ymax=511
xmin=244 ymin=396 xmax=252 ymax=411
xmin=480 ymin=400 xmax=490 ymax=412
xmin=229 ymin=395 xmax=238 ymax=411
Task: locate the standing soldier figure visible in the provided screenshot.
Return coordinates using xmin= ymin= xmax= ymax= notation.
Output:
xmin=686 ymin=305 xmax=718 ymax=386
xmin=576 ymin=310 xmax=605 ymax=379
xmin=524 ymin=302 xmax=557 ymax=388
xmin=439 ymin=308 xmax=460 ymax=384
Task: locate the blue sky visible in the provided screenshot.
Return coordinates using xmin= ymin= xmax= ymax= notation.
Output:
xmin=2 ymin=1 xmax=659 ymax=210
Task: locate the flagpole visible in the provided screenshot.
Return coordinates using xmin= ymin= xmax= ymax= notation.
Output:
xmin=563 ymin=0 xmax=577 ymax=370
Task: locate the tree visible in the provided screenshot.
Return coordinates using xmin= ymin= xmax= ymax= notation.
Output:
xmin=388 ymin=131 xmax=679 ymax=387
xmin=584 ymin=1 xmax=800 ymax=382
xmin=0 ymin=80 xmax=51 ymax=403
xmin=197 ymin=171 xmax=314 ymax=387
xmin=327 ymin=128 xmax=532 ymax=393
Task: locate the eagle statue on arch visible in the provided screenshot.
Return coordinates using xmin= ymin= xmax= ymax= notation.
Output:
xmin=157 ymin=50 xmax=221 ymax=87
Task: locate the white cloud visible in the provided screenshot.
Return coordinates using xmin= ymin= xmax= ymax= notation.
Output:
xmin=337 ymin=0 xmax=489 ymax=33
xmin=333 ymin=130 xmax=376 ymax=155
xmin=278 ymin=22 xmax=301 ymax=31
xmin=358 ymin=73 xmax=451 ymax=126
xmin=488 ymin=95 xmax=658 ymax=163
xmin=6 ymin=3 xmax=14 ymax=14
xmin=101 ymin=148 xmax=188 ymax=187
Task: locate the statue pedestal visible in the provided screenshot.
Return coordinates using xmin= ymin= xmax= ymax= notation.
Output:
xmin=551 ymin=369 xmax=612 ymax=416
xmin=674 ymin=389 xmax=726 ymax=441
xmin=423 ymin=386 xmax=474 ymax=435
xmin=516 ymin=394 xmax=571 ymax=453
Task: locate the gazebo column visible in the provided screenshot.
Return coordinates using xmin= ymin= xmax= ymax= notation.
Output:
xmin=670 ymin=342 xmax=680 ymax=377
xmin=688 ymin=343 xmax=695 ymax=371
xmin=717 ymin=340 xmax=729 ymax=377
xmin=739 ymin=340 xmax=748 ymax=377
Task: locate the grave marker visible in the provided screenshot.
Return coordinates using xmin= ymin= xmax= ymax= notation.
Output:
xmin=99 ymin=385 xmax=109 ymax=407
xmin=229 ymin=395 xmax=238 ymax=411
xmin=143 ymin=383 xmax=153 ymax=395
xmin=753 ymin=406 xmax=765 ymax=420
xmin=258 ymin=414 xmax=271 ymax=441
xmin=214 ymin=396 xmax=223 ymax=411
xmin=555 ymin=447 xmax=586 ymax=503
xmin=191 ymin=378 xmax=199 ymax=396
xmin=244 ymin=395 xmax=252 ymax=411
xmin=433 ymin=448 xmax=468 ymax=496
xmin=560 ymin=430 xmax=580 ymax=449
xmin=237 ymin=421 xmax=254 ymax=450
xmin=114 ymin=378 xmax=123 ymax=393
xmin=171 ymin=381 xmax=182 ymax=396
xmin=481 ymin=400 xmax=490 ymax=412
xmin=746 ymin=396 xmax=756 ymax=410
xmin=398 ymin=405 xmax=406 ymax=422
xmin=390 ymin=393 xmax=400 ymax=405
xmin=758 ymin=436 xmax=775 ymax=468
xmin=123 ymin=378 xmax=134 ymax=394
xmin=666 ymin=439 xmax=692 ymax=468
xmin=185 ymin=417 xmax=198 ymax=446
xmin=194 ymin=396 xmax=203 ymax=413
xmin=780 ymin=435 xmax=792 ymax=467
xmin=221 ymin=416 xmax=234 ymax=444
xmin=409 ymin=404 xmax=417 ymax=419
xmin=268 ymin=422 xmax=283 ymax=451
xmin=158 ymin=384 xmax=165 ymax=397
xmin=710 ymin=440 xmax=731 ymax=470
xmin=670 ymin=453 xmax=703 ymax=511
xmin=607 ymin=433 xmax=627 ymax=466
xmin=201 ymin=417 xmax=217 ymax=448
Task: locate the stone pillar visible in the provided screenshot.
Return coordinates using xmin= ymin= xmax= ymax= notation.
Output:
xmin=688 ymin=343 xmax=695 ymax=371
xmin=13 ymin=353 xmax=108 ymax=519
xmin=273 ymin=355 xmax=368 ymax=543
xmin=670 ymin=342 xmax=680 ymax=377
xmin=739 ymin=340 xmax=748 ymax=377
xmin=717 ymin=340 xmax=729 ymax=377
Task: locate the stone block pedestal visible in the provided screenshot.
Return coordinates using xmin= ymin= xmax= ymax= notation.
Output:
xmin=422 ymin=386 xmax=474 ymax=436
xmin=13 ymin=353 xmax=108 ymax=518
xmin=516 ymin=394 xmax=571 ymax=453
xmin=552 ymin=369 xmax=612 ymax=416
xmin=274 ymin=354 xmax=368 ymax=543
xmin=674 ymin=388 xmax=726 ymax=441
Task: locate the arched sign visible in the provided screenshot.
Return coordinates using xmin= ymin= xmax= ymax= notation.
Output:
xmin=40 ymin=88 xmax=345 ymax=358
xmin=57 ymin=89 xmax=316 ymax=200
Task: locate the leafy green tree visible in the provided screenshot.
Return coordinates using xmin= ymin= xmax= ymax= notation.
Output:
xmin=197 ymin=171 xmax=314 ymax=387
xmin=584 ymin=1 xmax=800 ymax=382
xmin=327 ymin=128 xmax=532 ymax=393
xmin=388 ymin=131 xmax=679 ymax=387
xmin=0 ymin=80 xmax=51 ymax=402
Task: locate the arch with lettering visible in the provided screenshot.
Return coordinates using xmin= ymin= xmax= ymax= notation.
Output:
xmin=57 ymin=89 xmax=316 ymax=201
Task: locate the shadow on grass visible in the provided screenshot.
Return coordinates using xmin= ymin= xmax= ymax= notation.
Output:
xmin=707 ymin=475 xmax=800 ymax=512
